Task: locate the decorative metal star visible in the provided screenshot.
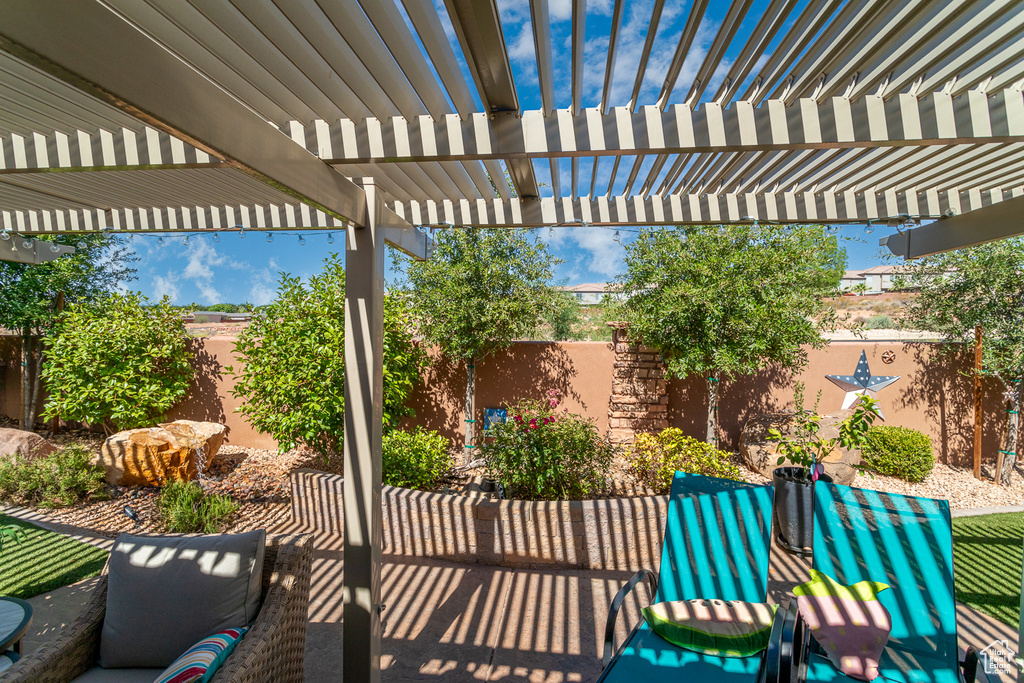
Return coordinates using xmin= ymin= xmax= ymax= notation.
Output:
xmin=826 ymin=350 xmax=900 ymax=415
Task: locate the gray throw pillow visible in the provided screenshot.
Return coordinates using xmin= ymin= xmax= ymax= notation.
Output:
xmin=99 ymin=530 xmax=265 ymax=668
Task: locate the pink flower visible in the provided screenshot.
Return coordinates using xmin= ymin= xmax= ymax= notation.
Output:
xmin=529 ymin=418 xmax=538 ymax=429
xmin=514 ymin=415 xmax=523 ymax=423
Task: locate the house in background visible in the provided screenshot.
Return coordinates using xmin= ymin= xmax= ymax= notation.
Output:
xmin=841 ymin=265 xmax=910 ymax=293
xmin=557 ymin=283 xmax=626 ymax=305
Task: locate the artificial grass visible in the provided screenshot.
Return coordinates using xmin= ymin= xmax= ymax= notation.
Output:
xmin=951 ymin=511 xmax=1024 ymax=627
xmin=0 ymin=514 xmax=109 ymax=600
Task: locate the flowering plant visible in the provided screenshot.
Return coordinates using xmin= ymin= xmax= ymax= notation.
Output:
xmin=480 ymin=390 xmax=614 ymax=500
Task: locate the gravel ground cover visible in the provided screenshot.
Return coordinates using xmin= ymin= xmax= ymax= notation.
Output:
xmin=4 ymin=418 xmax=1022 ymax=537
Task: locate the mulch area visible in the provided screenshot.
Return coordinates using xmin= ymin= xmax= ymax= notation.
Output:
xmin=3 ymin=416 xmax=1022 ymax=538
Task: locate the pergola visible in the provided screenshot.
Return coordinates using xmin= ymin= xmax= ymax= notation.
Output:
xmin=1 ymin=0 xmax=1022 ymax=680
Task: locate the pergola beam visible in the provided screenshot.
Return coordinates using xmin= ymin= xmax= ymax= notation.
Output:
xmin=443 ymin=0 xmax=540 ymax=199
xmin=392 ymin=187 xmax=1021 ymax=228
xmin=303 ymin=90 xmax=1024 ymax=164
xmin=0 ymin=0 xmax=376 ymax=226
xmin=881 ymin=193 xmax=1024 ymax=258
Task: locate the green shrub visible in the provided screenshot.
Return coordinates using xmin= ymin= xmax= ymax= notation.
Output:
xmin=42 ymin=293 xmax=194 ymax=433
xmin=157 ymin=481 xmax=238 ymax=533
xmin=382 ymin=428 xmax=452 ymax=490
xmin=863 ymin=314 xmax=896 ymax=329
xmin=480 ymin=397 xmax=614 ymax=500
xmin=229 ymin=255 xmax=427 ymax=467
xmin=0 ymin=446 xmax=106 ymax=508
xmin=862 ymin=425 xmax=935 ymax=482
xmin=625 ymin=428 xmax=741 ymax=493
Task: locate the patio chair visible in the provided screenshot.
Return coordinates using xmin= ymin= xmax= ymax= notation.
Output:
xmin=3 ymin=533 xmax=312 ymax=683
xmin=794 ymin=483 xmax=978 ymax=683
xmin=598 ymin=473 xmax=800 ymax=683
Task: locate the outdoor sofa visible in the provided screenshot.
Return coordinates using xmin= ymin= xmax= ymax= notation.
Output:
xmin=3 ymin=532 xmax=312 ymax=683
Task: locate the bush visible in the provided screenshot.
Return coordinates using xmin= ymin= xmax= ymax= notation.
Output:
xmin=42 ymin=293 xmax=193 ymax=433
xmin=229 ymin=255 xmax=427 ymax=467
xmin=862 ymin=425 xmax=935 ymax=482
xmin=863 ymin=314 xmax=896 ymax=329
xmin=480 ymin=395 xmax=614 ymax=500
xmin=625 ymin=428 xmax=741 ymax=493
xmin=157 ymin=481 xmax=238 ymax=533
xmin=0 ymin=446 xmax=106 ymax=508
xmin=382 ymin=428 xmax=452 ymax=490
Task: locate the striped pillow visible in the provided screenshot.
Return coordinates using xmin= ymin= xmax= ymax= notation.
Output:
xmin=153 ymin=627 xmax=248 ymax=683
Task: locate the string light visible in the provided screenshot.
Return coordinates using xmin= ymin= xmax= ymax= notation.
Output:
xmin=212 ymin=232 xmax=221 ymax=243
xmin=181 ymin=235 xmax=190 ymax=246
xmin=50 ymin=242 xmax=61 ymax=253
xmin=238 ymin=225 xmax=245 ymax=239
xmin=327 ymin=233 xmax=335 ymax=244
xmin=157 ymin=236 xmax=165 ymax=247
xmin=76 ymin=239 xmax=87 ymax=249
xmin=864 ymin=223 xmax=875 ymax=235
xmin=266 ymin=232 xmax=274 ymax=243
xmin=298 ymin=235 xmax=306 ymax=246
xmin=21 ymin=238 xmax=32 ymax=249
xmin=0 ymin=229 xmax=9 ymax=241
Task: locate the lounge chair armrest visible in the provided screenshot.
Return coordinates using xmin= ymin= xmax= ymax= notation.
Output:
xmin=762 ymin=599 xmax=803 ymax=683
xmin=602 ymin=568 xmax=658 ymax=667
xmin=960 ymin=646 xmax=979 ymax=683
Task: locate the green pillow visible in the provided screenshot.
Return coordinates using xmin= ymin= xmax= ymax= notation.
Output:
xmin=642 ymin=599 xmax=778 ymax=657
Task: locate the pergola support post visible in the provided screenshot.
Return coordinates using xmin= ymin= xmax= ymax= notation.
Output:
xmin=343 ymin=179 xmax=385 ymax=683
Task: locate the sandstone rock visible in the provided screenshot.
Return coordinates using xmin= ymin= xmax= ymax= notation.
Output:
xmin=739 ymin=410 xmax=861 ymax=485
xmin=0 ymin=428 xmax=57 ymax=461
xmin=96 ymin=420 xmax=227 ymax=487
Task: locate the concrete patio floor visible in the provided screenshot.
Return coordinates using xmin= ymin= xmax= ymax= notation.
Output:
xmin=10 ymin=507 xmax=1019 ymax=683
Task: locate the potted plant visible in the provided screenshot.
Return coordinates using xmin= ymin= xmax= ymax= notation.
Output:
xmin=769 ymin=386 xmax=880 ymax=555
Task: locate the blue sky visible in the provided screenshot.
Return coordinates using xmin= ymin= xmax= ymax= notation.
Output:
xmin=126 ymin=225 xmax=892 ymax=306
xmin=125 ymin=0 xmax=896 ymax=306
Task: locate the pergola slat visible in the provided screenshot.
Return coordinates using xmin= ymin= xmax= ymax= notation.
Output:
xmin=304 ymin=91 xmax=1024 ymax=164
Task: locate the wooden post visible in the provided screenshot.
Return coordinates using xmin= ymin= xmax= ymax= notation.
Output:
xmin=974 ymin=325 xmax=983 ymax=480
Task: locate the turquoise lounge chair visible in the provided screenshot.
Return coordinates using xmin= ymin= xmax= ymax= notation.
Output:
xmin=598 ymin=473 xmax=797 ymax=683
xmin=797 ymin=483 xmax=978 ymax=683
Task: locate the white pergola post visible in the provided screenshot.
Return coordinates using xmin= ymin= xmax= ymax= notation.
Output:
xmin=343 ymin=178 xmax=385 ymax=683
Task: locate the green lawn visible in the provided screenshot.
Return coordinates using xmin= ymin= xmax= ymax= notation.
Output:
xmin=952 ymin=512 xmax=1024 ymax=627
xmin=0 ymin=514 xmax=109 ymax=599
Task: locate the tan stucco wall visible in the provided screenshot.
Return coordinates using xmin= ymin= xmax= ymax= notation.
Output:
xmin=0 ymin=335 xmax=1008 ymax=468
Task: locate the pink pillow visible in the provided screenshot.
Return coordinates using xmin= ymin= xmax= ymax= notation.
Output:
xmin=793 ymin=569 xmax=891 ymax=681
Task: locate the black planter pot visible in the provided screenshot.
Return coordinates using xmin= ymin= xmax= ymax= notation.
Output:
xmin=772 ymin=466 xmax=833 ymax=556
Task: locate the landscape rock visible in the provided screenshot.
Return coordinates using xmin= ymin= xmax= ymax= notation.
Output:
xmin=739 ymin=410 xmax=861 ymax=485
xmin=95 ymin=420 xmax=227 ymax=487
xmin=0 ymin=428 xmax=57 ymax=461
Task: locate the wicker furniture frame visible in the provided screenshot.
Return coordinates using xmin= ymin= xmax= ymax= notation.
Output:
xmin=3 ymin=533 xmax=313 ymax=683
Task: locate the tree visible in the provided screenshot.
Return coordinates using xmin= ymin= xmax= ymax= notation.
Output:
xmin=405 ymin=227 xmax=559 ymax=462
xmin=41 ymin=293 xmax=194 ymax=434
xmin=0 ymin=234 xmax=136 ymax=429
xmin=617 ymin=224 xmax=844 ymax=445
xmin=545 ymin=290 xmax=582 ymax=341
xmin=898 ymin=240 xmax=1024 ymax=484
xmin=229 ymin=254 xmax=427 ymax=466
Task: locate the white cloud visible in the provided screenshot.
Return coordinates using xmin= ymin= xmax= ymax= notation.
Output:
xmin=151 ymin=272 xmax=180 ymax=303
xmin=572 ymin=226 xmax=623 ymax=278
xmin=180 ymin=238 xmax=245 ymax=304
xmin=248 ymin=261 xmax=280 ymax=306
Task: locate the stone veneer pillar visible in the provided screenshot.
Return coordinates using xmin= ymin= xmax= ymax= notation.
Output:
xmin=607 ymin=324 xmax=669 ymax=445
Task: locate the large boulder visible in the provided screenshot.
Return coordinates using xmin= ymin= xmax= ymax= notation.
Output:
xmin=739 ymin=410 xmax=861 ymax=485
xmin=0 ymin=428 xmax=57 ymax=461
xmin=96 ymin=420 xmax=227 ymax=487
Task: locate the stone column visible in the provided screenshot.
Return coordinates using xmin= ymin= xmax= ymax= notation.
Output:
xmin=607 ymin=324 xmax=669 ymax=445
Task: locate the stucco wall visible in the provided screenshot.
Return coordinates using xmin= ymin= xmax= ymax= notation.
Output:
xmin=0 ymin=335 xmax=1008 ymax=468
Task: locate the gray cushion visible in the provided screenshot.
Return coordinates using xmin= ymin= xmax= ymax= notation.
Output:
xmin=72 ymin=667 xmax=163 ymax=682
xmin=99 ymin=530 xmax=265 ymax=668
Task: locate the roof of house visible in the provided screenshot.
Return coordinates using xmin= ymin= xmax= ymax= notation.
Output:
xmin=842 ymin=270 xmax=867 ymax=280
xmin=557 ymin=283 xmax=619 ymax=293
